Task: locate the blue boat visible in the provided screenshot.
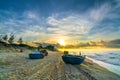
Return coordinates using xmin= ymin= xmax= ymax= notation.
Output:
xmin=62 ymin=54 xmax=85 ymax=65
xmin=29 ymin=54 xmax=44 ymax=59
xmin=29 ymin=52 xmax=44 ymax=59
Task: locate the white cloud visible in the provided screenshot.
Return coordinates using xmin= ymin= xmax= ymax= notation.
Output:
xmin=16 ymin=30 xmax=48 ymax=41
xmin=0 ymin=3 xmax=117 ymax=41
xmin=23 ymin=11 xmax=39 ymax=19
xmin=47 ymin=3 xmax=110 ymax=37
xmin=89 ymin=3 xmax=110 ymax=22
xmin=47 ymin=15 xmax=92 ymax=35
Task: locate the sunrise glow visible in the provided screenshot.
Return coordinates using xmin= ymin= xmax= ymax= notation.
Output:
xmin=58 ymin=39 xmax=66 ymax=46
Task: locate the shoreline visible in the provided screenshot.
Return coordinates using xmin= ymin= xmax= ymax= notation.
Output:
xmin=79 ymin=56 xmax=120 ymax=80
xmin=87 ymin=57 xmax=120 ymax=76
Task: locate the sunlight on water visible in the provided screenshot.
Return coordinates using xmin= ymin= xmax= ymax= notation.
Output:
xmin=58 ymin=48 xmax=120 ymax=54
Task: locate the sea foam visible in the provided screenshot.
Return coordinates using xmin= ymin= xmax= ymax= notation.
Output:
xmin=85 ymin=50 xmax=120 ymax=76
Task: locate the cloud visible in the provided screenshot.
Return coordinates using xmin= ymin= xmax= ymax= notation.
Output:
xmin=109 ymin=39 xmax=120 ymax=44
xmin=89 ymin=3 xmax=110 ymax=22
xmin=1 ymin=3 xmax=110 ymax=41
xmin=47 ymin=3 xmax=110 ymax=38
xmin=47 ymin=15 xmax=92 ymax=35
xmin=0 ymin=10 xmax=48 ymax=41
xmin=16 ymin=30 xmax=49 ymax=41
xmin=26 ymin=11 xmax=37 ymax=19
xmin=0 ymin=1 xmax=120 ymax=42
xmin=106 ymin=39 xmax=120 ymax=48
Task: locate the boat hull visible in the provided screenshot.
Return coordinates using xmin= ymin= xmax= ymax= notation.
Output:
xmin=29 ymin=54 xmax=44 ymax=59
xmin=62 ymin=55 xmax=84 ymax=65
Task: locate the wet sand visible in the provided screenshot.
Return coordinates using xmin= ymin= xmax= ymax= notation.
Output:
xmin=0 ymin=51 xmax=120 ymax=80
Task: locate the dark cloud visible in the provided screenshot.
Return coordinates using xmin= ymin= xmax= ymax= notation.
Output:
xmin=109 ymin=39 xmax=120 ymax=44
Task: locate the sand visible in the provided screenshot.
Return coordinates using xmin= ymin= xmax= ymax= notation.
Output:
xmin=0 ymin=50 xmax=120 ymax=80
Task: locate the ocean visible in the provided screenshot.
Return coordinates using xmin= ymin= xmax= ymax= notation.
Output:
xmin=84 ymin=50 xmax=120 ymax=76
xmin=59 ymin=49 xmax=120 ymax=75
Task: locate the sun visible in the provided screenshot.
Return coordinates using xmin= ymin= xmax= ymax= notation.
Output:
xmin=58 ymin=39 xmax=66 ymax=46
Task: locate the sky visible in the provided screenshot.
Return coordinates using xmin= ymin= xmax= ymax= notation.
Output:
xmin=0 ymin=0 xmax=120 ymax=43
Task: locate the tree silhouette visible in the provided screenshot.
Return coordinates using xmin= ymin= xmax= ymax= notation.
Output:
xmin=2 ymin=34 xmax=8 ymax=42
xmin=18 ymin=37 xmax=23 ymax=44
xmin=0 ymin=35 xmax=2 ymax=41
xmin=8 ymin=34 xmax=15 ymax=44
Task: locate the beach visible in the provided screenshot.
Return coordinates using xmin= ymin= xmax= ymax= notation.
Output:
xmin=0 ymin=50 xmax=120 ymax=80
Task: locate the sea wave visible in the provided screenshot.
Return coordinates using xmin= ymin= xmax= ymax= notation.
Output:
xmin=87 ymin=52 xmax=120 ymax=66
xmin=87 ymin=57 xmax=120 ymax=76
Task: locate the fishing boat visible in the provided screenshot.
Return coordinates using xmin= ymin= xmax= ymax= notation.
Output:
xmin=40 ymin=50 xmax=48 ymax=56
xmin=29 ymin=52 xmax=44 ymax=59
xmin=62 ymin=51 xmax=85 ymax=64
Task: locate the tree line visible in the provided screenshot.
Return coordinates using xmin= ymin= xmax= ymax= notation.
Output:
xmin=0 ymin=33 xmax=23 ymax=45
